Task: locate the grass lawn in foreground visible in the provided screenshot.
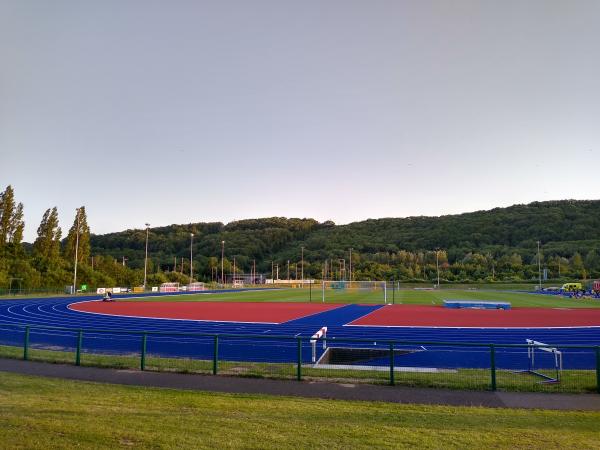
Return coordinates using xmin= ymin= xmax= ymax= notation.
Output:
xmin=0 ymin=372 xmax=599 ymax=449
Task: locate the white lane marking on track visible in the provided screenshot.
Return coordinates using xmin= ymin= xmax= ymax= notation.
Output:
xmin=344 ymin=323 xmax=600 ymax=329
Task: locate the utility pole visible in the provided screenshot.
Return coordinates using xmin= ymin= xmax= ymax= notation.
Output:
xmin=143 ymin=223 xmax=150 ymax=289
xmin=301 ymin=246 xmax=305 ymax=286
xmin=436 ymin=249 xmax=440 ymax=288
xmin=72 ymin=208 xmax=81 ymax=295
xmin=537 ymin=241 xmax=542 ymax=290
xmin=190 ymin=233 xmax=194 ymax=281
xmin=221 ymin=240 xmax=225 ymax=285
xmin=349 ymin=248 xmax=353 ymax=282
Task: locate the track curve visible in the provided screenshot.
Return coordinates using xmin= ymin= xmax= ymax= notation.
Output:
xmin=1 ymin=294 xmax=600 ymax=370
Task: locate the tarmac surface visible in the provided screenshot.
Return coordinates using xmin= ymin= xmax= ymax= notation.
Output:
xmin=1 ymin=358 xmax=599 ymax=411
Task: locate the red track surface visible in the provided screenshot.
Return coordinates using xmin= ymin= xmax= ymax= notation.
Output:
xmin=350 ymin=305 xmax=600 ymax=328
xmin=69 ymin=301 xmax=341 ymax=324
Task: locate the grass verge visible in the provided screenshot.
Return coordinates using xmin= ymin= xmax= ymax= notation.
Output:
xmin=1 ymin=372 xmax=599 ymax=449
xmin=1 ymin=345 xmax=597 ymax=393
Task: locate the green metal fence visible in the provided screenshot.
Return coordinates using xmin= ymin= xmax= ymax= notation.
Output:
xmin=1 ymin=323 xmax=599 ymax=394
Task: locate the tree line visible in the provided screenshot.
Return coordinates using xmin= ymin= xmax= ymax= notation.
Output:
xmin=1 ymin=184 xmax=599 ymax=291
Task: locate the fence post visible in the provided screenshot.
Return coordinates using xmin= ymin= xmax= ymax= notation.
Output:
xmin=23 ymin=326 xmax=30 ymax=361
xmin=75 ymin=329 xmax=83 ymax=366
xmin=213 ymin=335 xmax=219 ymax=375
xmin=309 ymin=282 xmax=312 ymax=302
xmin=297 ymin=337 xmax=303 ymax=381
xmin=596 ymin=346 xmax=600 ymax=395
xmin=490 ymin=344 xmax=497 ymax=391
xmin=140 ymin=333 xmax=147 ymax=371
xmin=392 ymin=279 xmax=395 ymax=304
xmin=389 ymin=343 xmax=395 ymax=386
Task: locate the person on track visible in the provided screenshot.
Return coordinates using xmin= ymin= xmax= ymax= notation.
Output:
xmin=102 ymin=291 xmax=115 ymax=302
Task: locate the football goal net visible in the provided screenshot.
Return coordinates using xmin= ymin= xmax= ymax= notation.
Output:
xmin=320 ymin=280 xmax=387 ymax=303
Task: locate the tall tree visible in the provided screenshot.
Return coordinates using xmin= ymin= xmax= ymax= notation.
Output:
xmin=0 ymin=185 xmax=25 ymax=249
xmin=0 ymin=185 xmax=15 ymax=246
xmin=64 ymin=207 xmax=91 ymax=264
xmin=570 ymin=252 xmax=584 ymax=276
xmin=34 ymin=207 xmax=62 ymax=260
xmin=10 ymin=202 xmax=24 ymax=245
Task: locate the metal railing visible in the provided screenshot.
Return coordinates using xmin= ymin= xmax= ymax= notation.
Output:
xmin=1 ymin=323 xmax=599 ymax=393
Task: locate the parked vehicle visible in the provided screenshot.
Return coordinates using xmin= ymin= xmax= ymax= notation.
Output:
xmin=561 ymin=282 xmax=582 ymax=292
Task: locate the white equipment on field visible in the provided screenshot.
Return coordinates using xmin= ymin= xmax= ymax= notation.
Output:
xmin=159 ymin=282 xmax=179 ymax=293
xmin=310 ymin=327 xmax=328 ymax=363
xmin=514 ymin=339 xmax=563 ymax=383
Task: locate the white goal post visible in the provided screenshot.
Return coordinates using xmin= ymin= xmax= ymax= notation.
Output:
xmin=320 ymin=280 xmax=387 ymax=303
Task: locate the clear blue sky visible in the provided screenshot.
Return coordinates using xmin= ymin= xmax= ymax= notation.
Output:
xmin=1 ymin=0 xmax=599 ymax=242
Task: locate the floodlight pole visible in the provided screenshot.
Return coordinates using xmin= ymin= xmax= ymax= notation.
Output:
xmin=143 ymin=223 xmax=150 ymax=289
xmin=72 ymin=208 xmax=81 ymax=295
xmin=349 ymin=248 xmax=353 ymax=282
xmin=190 ymin=233 xmax=194 ymax=281
xmin=537 ymin=241 xmax=542 ymax=290
xmin=221 ymin=240 xmax=225 ymax=285
xmin=436 ymin=249 xmax=440 ymax=288
xmin=301 ymin=246 xmax=304 ymax=286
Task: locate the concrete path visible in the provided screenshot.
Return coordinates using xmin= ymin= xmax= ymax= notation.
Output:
xmin=1 ymin=358 xmax=598 ymax=411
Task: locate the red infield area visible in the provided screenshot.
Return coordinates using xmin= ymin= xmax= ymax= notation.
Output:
xmin=69 ymin=301 xmax=341 ymax=324
xmin=349 ymin=305 xmax=600 ymax=328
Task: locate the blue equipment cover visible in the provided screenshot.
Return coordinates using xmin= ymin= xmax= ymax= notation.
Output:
xmin=443 ymin=300 xmax=511 ymax=310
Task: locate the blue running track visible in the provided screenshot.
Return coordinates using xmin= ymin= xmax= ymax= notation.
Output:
xmin=1 ymin=291 xmax=599 ymax=370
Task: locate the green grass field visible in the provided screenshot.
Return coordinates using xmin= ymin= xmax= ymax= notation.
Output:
xmin=0 ymin=372 xmax=599 ymax=449
xmin=2 ymin=284 xmax=599 ymax=310
xmin=122 ymin=286 xmax=600 ymax=309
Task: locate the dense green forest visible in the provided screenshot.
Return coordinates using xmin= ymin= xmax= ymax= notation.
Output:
xmin=1 ymin=184 xmax=599 ymax=291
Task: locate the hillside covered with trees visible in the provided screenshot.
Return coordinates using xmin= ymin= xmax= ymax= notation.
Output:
xmin=1 ymin=183 xmax=599 ymax=291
